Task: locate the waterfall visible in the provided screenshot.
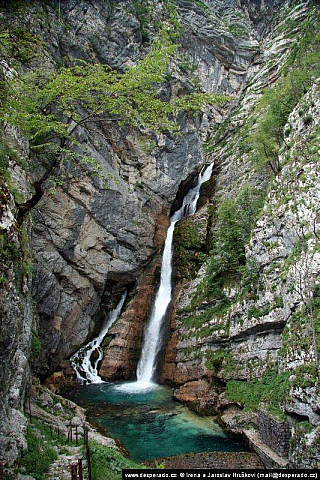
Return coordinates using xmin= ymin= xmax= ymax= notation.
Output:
xmin=135 ymin=163 xmax=214 ymax=387
xmin=70 ymin=292 xmax=127 ymax=383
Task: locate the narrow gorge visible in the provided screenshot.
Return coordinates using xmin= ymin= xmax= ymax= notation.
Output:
xmin=0 ymin=0 xmax=319 ymax=477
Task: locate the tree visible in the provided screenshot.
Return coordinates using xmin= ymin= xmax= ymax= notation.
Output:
xmin=1 ymin=28 xmax=227 ymax=166
xmin=242 ymin=35 xmax=319 ymax=176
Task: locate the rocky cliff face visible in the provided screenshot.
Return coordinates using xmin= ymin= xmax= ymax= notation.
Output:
xmin=0 ymin=0 xmax=259 ymax=465
xmin=0 ymin=127 xmax=36 ymax=466
xmin=159 ymin=0 xmax=319 ymax=468
xmin=0 ymin=0 xmax=318 ymax=470
xmin=4 ymin=0 xmax=266 ymax=379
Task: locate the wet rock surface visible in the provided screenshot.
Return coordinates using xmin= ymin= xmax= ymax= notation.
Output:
xmin=18 ymin=0 xmax=274 ymax=375
xmin=159 ymin=1 xmax=319 ymax=469
xmin=0 ymin=0 xmax=318 ymax=471
xmin=173 ymin=379 xmax=219 ymax=415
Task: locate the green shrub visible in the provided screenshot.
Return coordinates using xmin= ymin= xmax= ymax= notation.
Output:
xmin=208 ymin=185 xmax=264 ymax=277
xmin=182 ymin=299 xmax=230 ymax=330
xmin=206 ymin=348 xmax=235 ymax=373
xmin=0 ymin=232 xmax=21 ymax=281
xmin=281 ymin=296 xmax=318 ymax=356
xmin=227 ymin=370 xmax=291 ymax=418
xmin=228 ymin=23 xmax=249 ymax=37
xmin=247 ymin=304 xmax=271 ymax=320
xmin=291 ymin=364 xmax=318 ymax=389
xmin=90 ymin=441 xmax=142 ymax=480
xmin=31 ymin=331 xmax=41 ymax=359
xmin=191 ymin=185 xmax=264 ymax=307
xmin=16 ymin=425 xmax=58 ymax=480
xmin=240 ymin=11 xmax=319 ymax=175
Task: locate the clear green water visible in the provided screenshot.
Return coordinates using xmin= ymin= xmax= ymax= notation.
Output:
xmin=66 ymin=382 xmax=247 ymax=462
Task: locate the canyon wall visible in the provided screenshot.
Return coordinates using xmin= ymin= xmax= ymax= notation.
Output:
xmin=160 ymin=1 xmax=319 ymax=468
xmin=0 ymin=0 xmax=318 ymax=469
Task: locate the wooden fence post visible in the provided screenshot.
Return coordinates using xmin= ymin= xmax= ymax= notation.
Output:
xmin=78 ymin=458 xmax=83 ymax=480
xmin=84 ymin=426 xmax=92 ymax=480
xmin=71 ymin=464 xmax=77 ymax=480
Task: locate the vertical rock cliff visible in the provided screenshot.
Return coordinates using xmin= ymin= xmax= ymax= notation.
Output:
xmin=0 ymin=0 xmax=318 ymax=470
xmin=159 ymin=0 xmax=319 ymax=468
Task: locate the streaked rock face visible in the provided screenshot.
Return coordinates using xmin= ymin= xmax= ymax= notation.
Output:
xmin=25 ymin=0 xmax=265 ymax=374
xmin=0 ymin=0 xmax=317 ymax=469
xmin=159 ymin=7 xmax=319 ymax=466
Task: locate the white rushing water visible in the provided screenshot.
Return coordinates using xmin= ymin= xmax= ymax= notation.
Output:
xmin=132 ymin=163 xmax=214 ymax=390
xmin=71 ymin=292 xmax=127 ymax=383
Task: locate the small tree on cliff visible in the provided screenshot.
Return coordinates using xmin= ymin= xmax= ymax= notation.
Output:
xmin=0 ymin=26 xmax=228 ymax=192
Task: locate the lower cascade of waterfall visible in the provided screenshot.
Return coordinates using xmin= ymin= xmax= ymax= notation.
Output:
xmin=118 ymin=163 xmax=214 ymax=393
xmin=70 ymin=292 xmax=127 ymax=383
xmin=65 ymin=162 xmax=248 ymax=462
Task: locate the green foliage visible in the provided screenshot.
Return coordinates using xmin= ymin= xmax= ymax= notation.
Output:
xmin=313 ymin=284 xmax=320 ymax=353
xmin=228 ymin=23 xmax=249 ymax=38
xmin=134 ymin=1 xmax=153 ymax=43
xmin=280 ymin=284 xmax=320 ymax=361
xmin=30 ymin=418 xmax=69 ymax=446
xmin=0 ymin=27 xmax=42 ymax=63
xmin=240 ymin=12 xmax=319 ymax=175
xmin=15 ymin=417 xmax=88 ymax=478
xmin=247 ymin=304 xmax=271 ymax=320
xmin=0 ymin=232 xmax=21 ymax=269
xmin=174 ymin=217 xmax=207 ymax=280
xmin=181 ymin=346 xmax=204 ymax=360
xmin=284 ymin=12 xmax=319 ymax=71
xmin=227 ymin=370 xmax=291 ymax=418
xmin=0 ymin=138 xmax=25 ymax=201
xmin=182 ymin=300 xmax=230 ymax=330
xmin=133 ymin=0 xmax=180 ymax=43
xmin=102 ymin=335 xmax=113 ymax=353
xmin=178 ymin=54 xmax=198 ymax=74
xmin=0 ymin=140 xmax=11 ymax=181
xmin=16 ymin=424 xmax=58 ymax=480
xmin=138 ymin=136 xmax=156 ymax=154
xmin=273 ymin=295 xmax=284 ymax=309
xmin=175 ymin=219 xmax=201 ymax=249
xmin=31 ymin=331 xmax=41 ymax=359
xmin=90 ymin=441 xmax=142 ymax=480
xmin=237 ymin=259 xmax=260 ymax=299
xmin=208 ymin=185 xmax=264 ymax=278
xmin=284 ymin=237 xmax=306 ymax=271
xmin=206 ymin=348 xmax=235 ymax=373
xmin=291 ymin=364 xmax=318 ymax=389
xmin=0 ymin=27 xmax=227 ymax=167
xmin=190 ymin=0 xmax=210 ymax=13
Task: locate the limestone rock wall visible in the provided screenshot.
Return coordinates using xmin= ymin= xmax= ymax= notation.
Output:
xmin=160 ymin=1 xmax=319 ymax=468
xmin=0 ymin=0 xmax=318 ymax=469
xmin=0 ymin=129 xmax=36 ymax=466
xmin=6 ymin=0 xmax=267 ymax=377
xmin=0 ymin=0 xmax=262 ymax=463
xmin=20 ymin=0 xmax=266 ymax=375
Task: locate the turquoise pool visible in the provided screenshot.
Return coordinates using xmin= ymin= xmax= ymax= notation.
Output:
xmin=66 ymin=382 xmax=247 ymax=462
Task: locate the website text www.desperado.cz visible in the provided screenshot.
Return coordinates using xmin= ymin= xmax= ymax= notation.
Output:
xmin=122 ymin=469 xmax=318 ymax=479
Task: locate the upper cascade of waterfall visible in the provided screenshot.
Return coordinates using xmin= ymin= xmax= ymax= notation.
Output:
xmin=71 ymin=292 xmax=127 ymax=383
xmin=178 ymin=163 xmax=214 ymax=218
xmin=122 ymin=163 xmax=214 ymax=392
